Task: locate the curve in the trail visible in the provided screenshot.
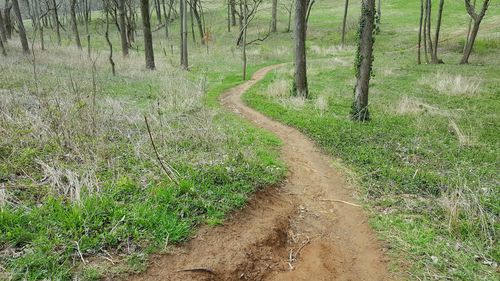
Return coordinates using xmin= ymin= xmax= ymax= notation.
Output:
xmin=128 ymin=64 xmax=394 ymax=281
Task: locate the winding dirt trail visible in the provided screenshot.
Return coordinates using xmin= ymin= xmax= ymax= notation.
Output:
xmin=128 ymin=65 xmax=394 ymax=281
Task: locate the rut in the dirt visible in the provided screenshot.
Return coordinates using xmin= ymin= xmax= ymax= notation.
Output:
xmin=128 ymin=64 xmax=394 ymax=281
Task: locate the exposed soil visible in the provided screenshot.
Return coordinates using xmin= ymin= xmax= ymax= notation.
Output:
xmin=128 ymin=65 xmax=394 ymax=281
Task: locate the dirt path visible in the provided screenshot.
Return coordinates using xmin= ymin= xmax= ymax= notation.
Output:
xmin=128 ymin=65 xmax=393 ymax=281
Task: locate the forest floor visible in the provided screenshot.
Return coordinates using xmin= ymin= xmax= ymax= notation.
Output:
xmin=129 ymin=65 xmax=394 ymax=281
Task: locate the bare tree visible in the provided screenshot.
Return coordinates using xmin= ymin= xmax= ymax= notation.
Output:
xmin=417 ymin=0 xmax=424 ymax=64
xmin=51 ymin=0 xmax=61 ymax=45
xmin=140 ymin=0 xmax=155 ymax=69
xmin=341 ymin=0 xmax=349 ymax=47
xmin=4 ymin=0 xmax=12 ymax=39
xmin=32 ymin=0 xmax=44 ymax=51
xmin=118 ymin=0 xmax=129 ymax=57
xmin=105 ymin=9 xmax=116 ymax=75
xmin=180 ymin=0 xmax=188 ymax=69
xmin=461 ymin=0 xmax=490 ymax=64
xmin=432 ymin=0 xmax=444 ymax=63
xmin=70 ymin=0 xmax=82 ymax=49
xmin=351 ymin=0 xmax=376 ymax=121
xmin=242 ymin=0 xmax=248 ymax=79
xmin=12 ymin=0 xmax=29 ymax=54
xmin=0 ymin=9 xmax=8 ymax=43
xmin=271 ymin=0 xmax=277 ymax=32
xmin=294 ymin=0 xmax=308 ymax=98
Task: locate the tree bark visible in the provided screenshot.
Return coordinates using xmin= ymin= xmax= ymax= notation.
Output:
xmin=180 ymin=0 xmax=188 ymax=69
xmin=33 ymin=0 xmax=44 ymax=51
xmin=0 ymin=36 xmax=6 ymax=56
xmin=271 ymin=0 xmax=277 ymax=32
xmin=140 ymin=0 xmax=155 ymax=70
xmin=432 ymin=0 xmax=444 ymax=63
xmin=4 ymin=1 xmax=12 ymax=39
xmin=341 ymin=0 xmax=349 ymax=47
xmin=118 ymin=0 xmax=128 ymax=57
xmin=191 ymin=0 xmax=205 ymax=44
xmin=230 ymin=0 xmax=236 ymax=26
xmin=51 ymin=0 xmax=61 ymax=45
xmin=70 ymin=0 xmax=82 ymax=49
xmin=0 ymin=9 xmax=8 ymax=43
xmin=351 ymin=0 xmax=376 ymax=121
xmin=425 ymin=0 xmax=435 ymax=62
xmin=105 ymin=10 xmax=116 ymax=75
xmin=242 ymin=0 xmax=248 ymax=80
xmin=417 ymin=0 xmax=424 ymax=64
xmin=461 ymin=0 xmax=490 ymax=64
xmin=155 ymin=0 xmax=162 ymax=24
xmin=12 ymin=0 xmax=29 ymax=54
xmin=294 ymin=0 xmax=308 ymax=98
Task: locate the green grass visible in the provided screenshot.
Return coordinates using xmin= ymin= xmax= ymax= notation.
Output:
xmin=243 ymin=1 xmax=499 ymax=280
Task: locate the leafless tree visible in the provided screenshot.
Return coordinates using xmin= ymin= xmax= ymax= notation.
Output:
xmin=12 ymin=0 xmax=29 ymax=54
xmin=351 ymin=0 xmax=376 ymax=121
xmin=271 ymin=0 xmax=277 ymax=32
xmin=294 ymin=0 xmax=308 ymax=98
xmin=70 ymin=0 xmax=82 ymax=49
xmin=51 ymin=0 xmax=61 ymax=45
xmin=341 ymin=0 xmax=349 ymax=47
xmin=118 ymin=0 xmax=129 ymax=57
xmin=180 ymin=0 xmax=188 ymax=69
xmin=461 ymin=0 xmax=490 ymax=64
xmin=140 ymin=0 xmax=155 ymax=69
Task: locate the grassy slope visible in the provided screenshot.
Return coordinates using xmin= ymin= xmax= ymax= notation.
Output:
xmin=0 ymin=4 xmax=292 ymax=279
xmin=243 ymin=0 xmax=499 ymax=280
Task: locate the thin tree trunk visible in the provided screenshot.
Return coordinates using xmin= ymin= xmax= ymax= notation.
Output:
xmin=70 ymin=0 xmax=82 ymax=49
xmin=105 ymin=10 xmax=116 ymax=75
xmin=4 ymin=1 xmax=12 ymax=39
xmin=352 ymin=0 xmax=376 ymax=121
xmin=140 ymin=0 xmax=155 ymax=69
xmin=192 ymin=0 xmax=204 ymax=44
xmin=189 ymin=3 xmax=196 ymax=43
xmin=33 ymin=0 xmax=44 ymax=51
xmin=242 ymin=0 xmax=248 ymax=80
xmin=180 ymin=0 xmax=188 ymax=69
xmin=426 ymin=0 xmax=435 ymax=62
xmin=341 ymin=0 xmax=349 ymax=47
xmin=432 ymin=0 xmax=444 ymax=63
xmin=51 ymin=0 xmax=61 ymax=45
xmin=461 ymin=0 xmax=489 ymax=64
xmin=118 ymin=0 xmax=128 ymax=57
xmin=286 ymin=2 xmax=292 ymax=32
xmin=230 ymin=0 xmax=236 ymax=26
xmin=0 ymin=36 xmax=6 ymax=56
xmin=12 ymin=0 xmax=29 ymax=54
xmin=423 ymin=0 xmax=429 ymax=63
xmin=155 ymin=0 xmax=162 ymax=24
xmin=227 ymin=0 xmax=231 ymax=32
xmin=0 ymin=10 xmax=8 ymax=43
xmin=294 ymin=0 xmax=308 ymax=98
xmin=271 ymin=0 xmax=277 ymax=32
xmin=417 ymin=0 xmax=424 ymax=64
xmin=464 ymin=0 xmax=476 ymax=53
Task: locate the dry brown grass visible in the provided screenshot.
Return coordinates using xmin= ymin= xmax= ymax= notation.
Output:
xmin=424 ymin=72 xmax=482 ymax=96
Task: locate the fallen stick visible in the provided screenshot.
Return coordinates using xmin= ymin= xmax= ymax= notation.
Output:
xmin=319 ymin=198 xmax=361 ymax=207
xmin=175 ymin=267 xmax=216 ymax=274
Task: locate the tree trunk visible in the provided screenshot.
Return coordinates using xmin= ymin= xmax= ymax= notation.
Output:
xmin=286 ymin=2 xmax=293 ymax=32
xmin=0 ymin=9 xmax=8 ymax=43
xmin=155 ymin=0 xmax=162 ymax=24
xmin=118 ymin=0 xmax=128 ymax=57
xmin=180 ymin=0 xmax=188 ymax=69
xmin=341 ymin=0 xmax=349 ymax=47
xmin=33 ymin=0 xmax=44 ymax=51
xmin=294 ymin=0 xmax=308 ymax=98
xmin=351 ymin=0 xmax=376 ymax=121
xmin=51 ymin=0 xmax=61 ymax=45
xmin=242 ymin=0 xmax=248 ymax=80
xmin=432 ymin=0 xmax=444 ymax=63
xmin=140 ymin=0 xmax=155 ymax=70
xmin=70 ymin=0 xmax=82 ymax=49
xmin=426 ymin=0 xmax=435 ymax=62
xmin=0 ymin=36 xmax=6 ymax=56
xmin=105 ymin=10 xmax=116 ymax=75
xmin=461 ymin=0 xmax=490 ymax=64
xmin=230 ymin=0 xmax=236 ymax=26
xmin=12 ymin=0 xmax=29 ymax=54
xmin=422 ymin=0 xmax=429 ymax=63
xmin=271 ymin=0 xmax=277 ymax=32
xmin=417 ymin=0 xmax=424 ymax=64
xmin=4 ymin=1 xmax=12 ymax=39
xmin=192 ymin=0 xmax=204 ymax=44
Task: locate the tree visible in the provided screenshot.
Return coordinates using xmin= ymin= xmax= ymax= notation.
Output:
xmin=51 ymin=0 xmax=61 ymax=45
xmin=294 ymin=0 xmax=308 ymax=98
xmin=12 ymin=0 xmax=29 ymax=54
xmin=118 ymin=0 xmax=129 ymax=57
xmin=70 ymin=0 xmax=82 ymax=49
xmin=180 ymin=0 xmax=188 ymax=69
xmin=461 ymin=0 xmax=490 ymax=64
xmin=417 ymin=0 xmax=424 ymax=64
xmin=140 ymin=0 xmax=155 ymax=69
xmin=4 ymin=1 xmax=12 ymax=39
xmin=351 ymin=0 xmax=376 ymax=121
xmin=341 ymin=0 xmax=349 ymax=47
xmin=0 ymin=9 xmax=8 ymax=43
xmin=190 ymin=0 xmax=205 ymax=44
xmin=271 ymin=0 xmax=277 ymax=32
xmin=432 ymin=0 xmax=444 ymax=63
xmin=33 ymin=0 xmax=45 ymax=51
xmin=242 ymin=0 xmax=248 ymax=79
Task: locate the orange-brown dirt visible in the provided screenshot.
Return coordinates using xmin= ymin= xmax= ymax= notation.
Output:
xmin=128 ymin=65 xmax=395 ymax=281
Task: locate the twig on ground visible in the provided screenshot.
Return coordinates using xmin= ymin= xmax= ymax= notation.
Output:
xmin=319 ymin=198 xmax=361 ymax=207
xmin=175 ymin=267 xmax=216 ymax=274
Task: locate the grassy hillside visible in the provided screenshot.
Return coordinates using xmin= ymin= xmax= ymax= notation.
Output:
xmin=244 ymin=0 xmax=499 ymax=280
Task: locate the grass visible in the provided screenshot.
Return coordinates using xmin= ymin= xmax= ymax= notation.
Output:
xmin=242 ymin=0 xmax=499 ymax=280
